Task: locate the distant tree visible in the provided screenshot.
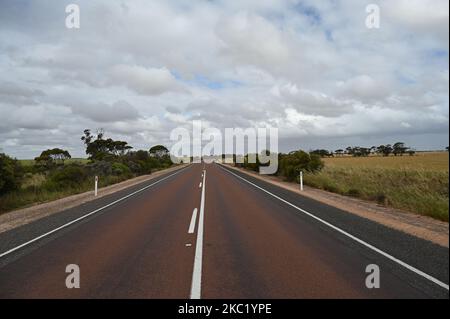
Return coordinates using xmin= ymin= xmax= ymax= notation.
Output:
xmin=335 ymin=149 xmax=344 ymax=156
xmin=310 ymin=149 xmax=333 ymax=158
xmin=35 ymin=148 xmax=71 ymax=166
xmin=370 ymin=146 xmax=377 ymax=154
xmin=377 ymin=144 xmax=393 ymax=157
xmin=345 ymin=147 xmax=370 ymax=157
xmin=393 ymin=142 xmax=409 ymax=156
xmin=446 ymin=146 xmax=449 ymax=152
xmin=149 ymin=145 xmax=170 ymax=158
xmin=407 ymin=149 xmax=416 ymax=156
xmin=358 ymin=147 xmax=371 ymax=157
xmin=345 ymin=146 xmax=354 ymax=156
xmin=81 ymin=129 xmax=132 ymax=160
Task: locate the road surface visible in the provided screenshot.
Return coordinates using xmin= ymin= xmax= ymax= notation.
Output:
xmin=0 ymin=163 xmax=448 ymax=298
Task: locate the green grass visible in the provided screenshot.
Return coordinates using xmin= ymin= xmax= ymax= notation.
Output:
xmin=304 ymin=153 xmax=449 ymax=222
xmin=19 ymin=158 xmax=89 ymax=166
xmin=0 ymin=164 xmax=175 ymax=214
xmin=0 ymin=174 xmax=130 ymax=213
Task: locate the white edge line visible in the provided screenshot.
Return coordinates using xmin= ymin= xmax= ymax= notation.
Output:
xmin=218 ymin=164 xmax=449 ymax=291
xmin=188 ymin=208 xmax=198 ymax=234
xmin=0 ymin=166 xmax=190 ymax=259
xmin=190 ymin=169 xmax=206 ymax=299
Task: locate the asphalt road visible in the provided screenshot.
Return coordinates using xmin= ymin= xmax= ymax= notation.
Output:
xmin=0 ymin=163 xmax=448 ymax=298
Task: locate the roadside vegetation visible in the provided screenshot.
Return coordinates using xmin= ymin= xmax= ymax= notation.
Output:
xmin=1 ymin=136 xmax=448 ymax=222
xmin=0 ymin=129 xmax=174 ymax=214
xmin=236 ymin=144 xmax=449 ymax=222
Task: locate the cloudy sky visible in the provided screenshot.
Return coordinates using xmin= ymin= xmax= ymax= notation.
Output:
xmin=0 ymin=0 xmax=448 ymax=158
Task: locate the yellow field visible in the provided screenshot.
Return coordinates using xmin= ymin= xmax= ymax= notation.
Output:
xmin=323 ymin=152 xmax=449 ymax=171
xmin=304 ymin=152 xmax=449 ymax=221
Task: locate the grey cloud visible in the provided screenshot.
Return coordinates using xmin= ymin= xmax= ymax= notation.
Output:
xmin=0 ymin=0 xmax=448 ymax=158
xmin=0 ymin=82 xmax=45 ymax=105
xmin=70 ymin=100 xmax=140 ymax=123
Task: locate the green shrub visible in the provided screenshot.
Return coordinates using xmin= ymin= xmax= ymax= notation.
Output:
xmin=111 ymin=162 xmax=131 ymax=176
xmin=279 ymin=151 xmax=324 ymax=181
xmin=0 ymin=153 xmax=23 ymax=195
xmin=46 ymin=165 xmax=88 ymax=189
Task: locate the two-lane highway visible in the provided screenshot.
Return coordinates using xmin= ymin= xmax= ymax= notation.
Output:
xmin=0 ymin=163 xmax=448 ymax=298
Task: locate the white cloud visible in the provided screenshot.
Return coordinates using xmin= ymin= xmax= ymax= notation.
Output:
xmin=109 ymin=64 xmax=181 ymax=95
xmin=0 ymin=0 xmax=448 ymax=158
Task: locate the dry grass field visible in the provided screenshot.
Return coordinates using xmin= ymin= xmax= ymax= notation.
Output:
xmin=304 ymin=152 xmax=449 ymax=222
xmin=323 ymin=152 xmax=449 ymax=170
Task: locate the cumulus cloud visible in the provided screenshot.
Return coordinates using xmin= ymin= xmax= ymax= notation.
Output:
xmin=216 ymin=12 xmax=290 ymax=69
xmin=70 ymin=100 xmax=140 ymax=122
xmin=336 ymin=75 xmax=390 ymax=102
xmin=109 ymin=64 xmax=182 ymax=95
xmin=0 ymin=0 xmax=448 ymax=158
xmin=0 ymin=82 xmax=45 ymax=105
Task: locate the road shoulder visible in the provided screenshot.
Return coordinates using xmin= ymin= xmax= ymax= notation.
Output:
xmin=224 ymin=164 xmax=449 ymax=248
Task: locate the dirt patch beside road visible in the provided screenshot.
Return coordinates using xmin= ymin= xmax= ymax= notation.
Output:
xmin=0 ymin=165 xmax=188 ymax=234
xmin=226 ymin=165 xmax=449 ymax=248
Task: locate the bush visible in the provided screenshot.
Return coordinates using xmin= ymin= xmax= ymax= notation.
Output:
xmin=46 ymin=165 xmax=88 ymax=189
xmin=279 ymin=151 xmax=324 ymax=181
xmin=0 ymin=153 xmax=23 ymax=195
xmin=111 ymin=162 xmax=131 ymax=176
xmin=87 ymin=161 xmax=112 ymax=176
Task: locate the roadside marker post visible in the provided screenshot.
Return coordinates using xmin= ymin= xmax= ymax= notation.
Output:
xmin=94 ymin=176 xmax=98 ymax=197
xmin=299 ymin=171 xmax=303 ymax=191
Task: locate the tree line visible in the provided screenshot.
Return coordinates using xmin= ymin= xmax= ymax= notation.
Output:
xmin=311 ymin=142 xmax=416 ymax=158
xmin=0 ymin=129 xmax=173 ymax=196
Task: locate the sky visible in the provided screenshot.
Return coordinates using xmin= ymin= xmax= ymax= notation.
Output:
xmin=0 ymin=0 xmax=449 ymax=159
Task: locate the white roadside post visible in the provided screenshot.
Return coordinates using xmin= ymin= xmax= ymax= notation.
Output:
xmin=94 ymin=176 xmax=98 ymax=197
xmin=299 ymin=170 xmax=304 ymax=191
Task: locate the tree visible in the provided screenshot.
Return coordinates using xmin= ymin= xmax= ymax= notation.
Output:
xmin=0 ymin=153 xmax=23 ymax=195
xmin=335 ymin=149 xmax=344 ymax=156
xmin=35 ymin=148 xmax=71 ymax=166
xmin=345 ymin=146 xmax=370 ymax=157
xmin=393 ymin=142 xmax=408 ymax=156
xmin=81 ymin=129 xmax=132 ymax=160
xmin=149 ymin=145 xmax=170 ymax=158
xmin=377 ymin=144 xmax=393 ymax=157
xmin=310 ymin=149 xmax=333 ymax=157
